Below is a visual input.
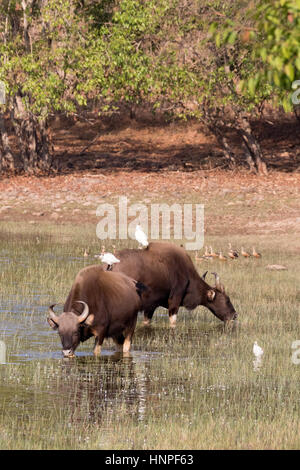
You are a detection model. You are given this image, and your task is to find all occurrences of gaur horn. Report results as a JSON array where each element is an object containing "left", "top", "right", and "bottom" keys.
[
  {"left": 76, "top": 301, "right": 90, "bottom": 323},
  {"left": 211, "top": 272, "right": 225, "bottom": 292},
  {"left": 48, "top": 304, "right": 60, "bottom": 325},
  {"left": 202, "top": 271, "right": 208, "bottom": 281},
  {"left": 212, "top": 272, "right": 221, "bottom": 288}
]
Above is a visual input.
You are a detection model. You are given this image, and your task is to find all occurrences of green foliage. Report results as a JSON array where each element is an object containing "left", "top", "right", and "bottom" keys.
[
  {"left": 253, "top": 0, "right": 300, "bottom": 111},
  {"left": 0, "top": 1, "right": 106, "bottom": 115},
  {"left": 1, "top": 0, "right": 300, "bottom": 173},
  {"left": 210, "top": 0, "right": 300, "bottom": 111},
  {"left": 2, "top": 0, "right": 293, "bottom": 121}
]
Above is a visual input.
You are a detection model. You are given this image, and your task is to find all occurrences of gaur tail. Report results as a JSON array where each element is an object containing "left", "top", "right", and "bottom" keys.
[{"left": 135, "top": 281, "right": 147, "bottom": 297}]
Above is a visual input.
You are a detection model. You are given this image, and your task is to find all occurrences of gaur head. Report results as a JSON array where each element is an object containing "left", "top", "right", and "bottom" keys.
[
  {"left": 202, "top": 271, "right": 237, "bottom": 323},
  {"left": 47, "top": 301, "right": 91, "bottom": 357}
]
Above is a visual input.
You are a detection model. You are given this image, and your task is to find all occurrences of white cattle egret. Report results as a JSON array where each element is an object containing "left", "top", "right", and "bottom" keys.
[
  {"left": 135, "top": 224, "right": 148, "bottom": 248},
  {"left": 253, "top": 341, "right": 263, "bottom": 357},
  {"left": 100, "top": 252, "right": 120, "bottom": 267}
]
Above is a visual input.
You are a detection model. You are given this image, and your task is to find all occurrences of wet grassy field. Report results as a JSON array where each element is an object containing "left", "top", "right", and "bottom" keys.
[{"left": 0, "top": 222, "right": 300, "bottom": 449}]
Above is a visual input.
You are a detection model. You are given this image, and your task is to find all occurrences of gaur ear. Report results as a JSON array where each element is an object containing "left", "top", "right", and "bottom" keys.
[
  {"left": 47, "top": 317, "right": 58, "bottom": 330},
  {"left": 207, "top": 289, "right": 216, "bottom": 302},
  {"left": 83, "top": 314, "right": 94, "bottom": 327},
  {"left": 217, "top": 284, "right": 225, "bottom": 293}
]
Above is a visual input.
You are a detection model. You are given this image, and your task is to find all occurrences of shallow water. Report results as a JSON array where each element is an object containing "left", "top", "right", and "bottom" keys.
[
  {"left": 0, "top": 246, "right": 193, "bottom": 431},
  {"left": 1, "top": 230, "right": 300, "bottom": 449}
]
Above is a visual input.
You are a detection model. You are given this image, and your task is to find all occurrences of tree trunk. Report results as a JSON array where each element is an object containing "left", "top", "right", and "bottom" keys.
[
  {"left": 236, "top": 115, "right": 268, "bottom": 175},
  {"left": 36, "top": 118, "right": 53, "bottom": 172},
  {"left": 11, "top": 93, "right": 53, "bottom": 174},
  {"left": 212, "top": 127, "right": 236, "bottom": 166},
  {"left": 21, "top": 0, "right": 32, "bottom": 52},
  {"left": 206, "top": 119, "right": 237, "bottom": 168},
  {"left": 0, "top": 114, "right": 14, "bottom": 171}
]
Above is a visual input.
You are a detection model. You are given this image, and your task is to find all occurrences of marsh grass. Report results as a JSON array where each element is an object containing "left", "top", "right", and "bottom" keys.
[{"left": 0, "top": 221, "right": 300, "bottom": 449}]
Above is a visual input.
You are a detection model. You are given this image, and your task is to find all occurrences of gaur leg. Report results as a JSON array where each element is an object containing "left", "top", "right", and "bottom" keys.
[
  {"left": 123, "top": 317, "right": 138, "bottom": 353},
  {"left": 168, "top": 304, "right": 180, "bottom": 328},
  {"left": 94, "top": 338, "right": 102, "bottom": 356},
  {"left": 168, "top": 294, "right": 182, "bottom": 328},
  {"left": 123, "top": 334, "right": 132, "bottom": 353},
  {"left": 112, "top": 334, "right": 125, "bottom": 352},
  {"left": 168, "top": 279, "right": 189, "bottom": 327},
  {"left": 93, "top": 328, "right": 106, "bottom": 356},
  {"left": 143, "top": 307, "right": 156, "bottom": 325}
]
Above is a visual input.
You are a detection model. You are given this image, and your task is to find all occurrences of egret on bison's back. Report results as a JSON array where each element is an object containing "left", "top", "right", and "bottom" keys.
[
  {"left": 100, "top": 252, "right": 120, "bottom": 270},
  {"left": 135, "top": 224, "right": 148, "bottom": 248}
]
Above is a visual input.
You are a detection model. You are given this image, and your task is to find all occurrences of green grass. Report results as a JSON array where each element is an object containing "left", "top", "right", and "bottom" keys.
[{"left": 0, "top": 221, "right": 300, "bottom": 449}]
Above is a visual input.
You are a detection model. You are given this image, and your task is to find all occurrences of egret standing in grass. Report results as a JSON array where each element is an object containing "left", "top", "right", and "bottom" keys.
[
  {"left": 253, "top": 341, "right": 264, "bottom": 357},
  {"left": 253, "top": 341, "right": 264, "bottom": 371},
  {"left": 135, "top": 224, "right": 148, "bottom": 248}
]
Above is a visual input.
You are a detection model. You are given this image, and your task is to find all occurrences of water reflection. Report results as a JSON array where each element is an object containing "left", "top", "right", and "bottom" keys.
[
  {"left": 49, "top": 352, "right": 155, "bottom": 425},
  {"left": 0, "top": 244, "right": 235, "bottom": 430}
]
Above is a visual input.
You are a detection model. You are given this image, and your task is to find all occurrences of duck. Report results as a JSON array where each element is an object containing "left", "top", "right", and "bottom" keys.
[
  {"left": 209, "top": 246, "right": 219, "bottom": 258},
  {"left": 252, "top": 247, "right": 262, "bottom": 258},
  {"left": 228, "top": 243, "right": 239, "bottom": 259},
  {"left": 218, "top": 252, "right": 227, "bottom": 261},
  {"left": 195, "top": 252, "right": 204, "bottom": 262},
  {"left": 241, "top": 247, "right": 251, "bottom": 258},
  {"left": 204, "top": 246, "right": 211, "bottom": 257},
  {"left": 94, "top": 245, "right": 106, "bottom": 259}
]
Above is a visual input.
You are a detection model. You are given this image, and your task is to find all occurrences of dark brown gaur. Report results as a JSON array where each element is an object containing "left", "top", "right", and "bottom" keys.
[
  {"left": 47, "top": 266, "right": 146, "bottom": 358},
  {"left": 111, "top": 242, "right": 237, "bottom": 327}
]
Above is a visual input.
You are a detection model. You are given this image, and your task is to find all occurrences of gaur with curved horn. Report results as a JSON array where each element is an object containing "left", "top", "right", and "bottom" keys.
[
  {"left": 110, "top": 241, "right": 237, "bottom": 326},
  {"left": 48, "top": 266, "right": 146, "bottom": 358}
]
